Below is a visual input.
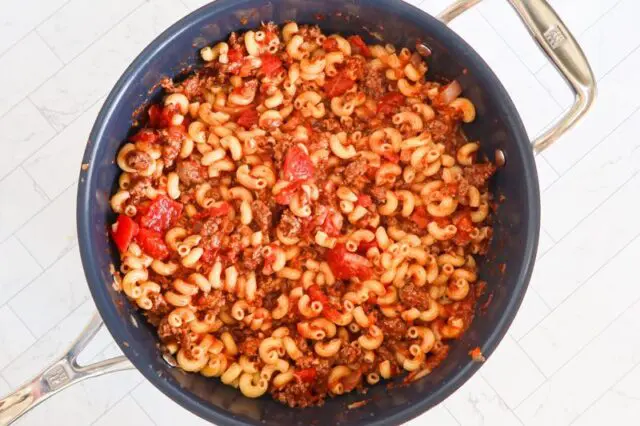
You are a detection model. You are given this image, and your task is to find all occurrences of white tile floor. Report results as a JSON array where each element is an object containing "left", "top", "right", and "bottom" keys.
[{"left": 0, "top": 0, "right": 635, "bottom": 424}]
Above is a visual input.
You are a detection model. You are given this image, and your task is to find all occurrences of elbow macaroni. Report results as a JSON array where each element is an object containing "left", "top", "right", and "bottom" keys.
[{"left": 109, "top": 21, "right": 496, "bottom": 407}]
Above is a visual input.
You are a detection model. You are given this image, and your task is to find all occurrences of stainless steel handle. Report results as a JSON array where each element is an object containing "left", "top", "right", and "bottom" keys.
[
  {"left": 0, "top": 313, "right": 133, "bottom": 425},
  {"left": 438, "top": 0, "right": 597, "bottom": 154}
]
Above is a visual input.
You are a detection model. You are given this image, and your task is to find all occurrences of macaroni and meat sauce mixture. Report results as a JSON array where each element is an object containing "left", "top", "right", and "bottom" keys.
[{"left": 110, "top": 22, "right": 496, "bottom": 407}]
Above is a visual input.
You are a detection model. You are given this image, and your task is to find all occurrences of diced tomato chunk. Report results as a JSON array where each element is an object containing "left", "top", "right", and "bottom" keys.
[
  {"left": 195, "top": 202, "right": 232, "bottom": 219},
  {"left": 236, "top": 108, "right": 259, "bottom": 129},
  {"left": 410, "top": 206, "right": 429, "bottom": 229},
  {"left": 111, "top": 215, "right": 139, "bottom": 253},
  {"left": 326, "top": 243, "right": 372, "bottom": 280},
  {"left": 227, "top": 48, "right": 243, "bottom": 63},
  {"left": 324, "top": 71, "right": 355, "bottom": 98},
  {"left": 200, "top": 248, "right": 218, "bottom": 265},
  {"left": 274, "top": 182, "right": 301, "bottom": 205},
  {"left": 260, "top": 53, "right": 283, "bottom": 76},
  {"left": 307, "top": 285, "right": 329, "bottom": 306},
  {"left": 283, "top": 145, "right": 315, "bottom": 182},
  {"left": 381, "top": 151, "right": 400, "bottom": 164},
  {"left": 139, "top": 195, "right": 183, "bottom": 233},
  {"left": 321, "top": 210, "right": 343, "bottom": 237},
  {"left": 377, "top": 91, "right": 405, "bottom": 115},
  {"left": 148, "top": 104, "right": 179, "bottom": 128},
  {"left": 322, "top": 307, "right": 343, "bottom": 322},
  {"left": 136, "top": 228, "right": 169, "bottom": 260},
  {"left": 294, "top": 368, "right": 317, "bottom": 383},
  {"left": 322, "top": 38, "right": 340, "bottom": 52},
  {"left": 129, "top": 128, "right": 159, "bottom": 144},
  {"left": 347, "top": 35, "right": 371, "bottom": 57},
  {"left": 356, "top": 194, "right": 372, "bottom": 208},
  {"left": 454, "top": 213, "right": 474, "bottom": 233}
]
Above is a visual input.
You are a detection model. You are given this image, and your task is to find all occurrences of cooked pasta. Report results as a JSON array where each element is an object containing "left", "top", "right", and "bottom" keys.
[{"left": 109, "top": 22, "right": 495, "bottom": 408}]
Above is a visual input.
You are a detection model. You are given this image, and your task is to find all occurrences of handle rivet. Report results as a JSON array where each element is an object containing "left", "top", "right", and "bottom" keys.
[
  {"left": 495, "top": 149, "right": 506, "bottom": 167},
  {"left": 416, "top": 43, "right": 432, "bottom": 57}
]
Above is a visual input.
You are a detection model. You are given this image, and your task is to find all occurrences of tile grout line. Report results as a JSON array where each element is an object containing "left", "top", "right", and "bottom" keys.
[
  {"left": 478, "top": 375, "right": 525, "bottom": 425},
  {"left": 33, "top": 28, "right": 65, "bottom": 66},
  {"left": 19, "top": 95, "right": 106, "bottom": 186},
  {"left": 0, "top": 301, "right": 89, "bottom": 381},
  {"left": 540, "top": 91, "right": 640, "bottom": 218},
  {"left": 22, "top": 164, "right": 51, "bottom": 202},
  {"left": 0, "top": 0, "right": 73, "bottom": 58},
  {"left": 539, "top": 226, "right": 556, "bottom": 245},
  {"left": 513, "top": 294, "right": 640, "bottom": 424},
  {"left": 568, "top": 361, "right": 640, "bottom": 425},
  {"left": 3, "top": 240, "right": 81, "bottom": 318},
  {"left": 6, "top": 304, "right": 38, "bottom": 342},
  {"left": 131, "top": 394, "right": 160, "bottom": 426},
  {"left": 0, "top": 176, "right": 77, "bottom": 246},
  {"left": 12, "top": 233, "right": 46, "bottom": 271},
  {"left": 529, "top": 0, "right": 625, "bottom": 75},
  {"left": 443, "top": 404, "right": 463, "bottom": 426},
  {"left": 538, "top": 153, "right": 562, "bottom": 186},
  {"left": 544, "top": 163, "right": 640, "bottom": 244},
  {"left": 513, "top": 336, "right": 548, "bottom": 380},
  {"left": 476, "top": 11, "right": 564, "bottom": 111},
  {"left": 520, "top": 230, "right": 640, "bottom": 345},
  {"left": 0, "top": 0, "right": 148, "bottom": 125},
  {"left": 89, "top": 390, "right": 132, "bottom": 426},
  {"left": 25, "top": 90, "right": 64, "bottom": 137},
  {"left": 535, "top": 42, "right": 640, "bottom": 176},
  {"left": 130, "top": 382, "right": 160, "bottom": 424}
]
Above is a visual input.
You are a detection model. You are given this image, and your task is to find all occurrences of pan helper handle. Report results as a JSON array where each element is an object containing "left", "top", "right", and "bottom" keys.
[
  {"left": 0, "top": 313, "right": 133, "bottom": 425},
  {"left": 438, "top": 0, "right": 596, "bottom": 154}
]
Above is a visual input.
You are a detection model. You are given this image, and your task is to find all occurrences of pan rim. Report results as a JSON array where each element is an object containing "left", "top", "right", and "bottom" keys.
[{"left": 77, "top": 0, "right": 540, "bottom": 424}]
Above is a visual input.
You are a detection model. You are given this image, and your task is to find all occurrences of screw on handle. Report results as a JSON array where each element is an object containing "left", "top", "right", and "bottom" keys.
[
  {"left": 437, "top": 0, "right": 596, "bottom": 154},
  {"left": 0, "top": 313, "right": 133, "bottom": 425}
]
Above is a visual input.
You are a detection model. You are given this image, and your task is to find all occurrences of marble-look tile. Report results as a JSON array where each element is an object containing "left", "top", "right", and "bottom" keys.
[
  {"left": 532, "top": 171, "right": 640, "bottom": 308},
  {"left": 0, "top": 306, "right": 36, "bottom": 370},
  {"left": 538, "top": 29, "right": 640, "bottom": 173},
  {"left": 16, "top": 185, "right": 77, "bottom": 268},
  {"left": 0, "top": 33, "right": 63, "bottom": 118},
  {"left": 9, "top": 246, "right": 90, "bottom": 338},
  {"left": 93, "top": 397, "right": 156, "bottom": 426},
  {"left": 37, "top": 0, "right": 144, "bottom": 63},
  {"left": 536, "top": 228, "right": 554, "bottom": 260},
  {"left": 535, "top": 155, "right": 559, "bottom": 192},
  {"left": 572, "top": 363, "right": 640, "bottom": 426},
  {"left": 537, "top": 0, "right": 638, "bottom": 103},
  {"left": 14, "top": 355, "right": 143, "bottom": 426},
  {"left": 444, "top": 374, "right": 522, "bottom": 426},
  {"left": 515, "top": 298, "right": 640, "bottom": 425},
  {"left": 443, "top": 10, "right": 563, "bottom": 139},
  {"left": 0, "top": 236, "right": 42, "bottom": 305},
  {"left": 0, "top": 168, "right": 49, "bottom": 241},
  {"left": 0, "top": 100, "right": 55, "bottom": 180},
  {"left": 2, "top": 301, "right": 107, "bottom": 387},
  {"left": 479, "top": 0, "right": 623, "bottom": 73},
  {"left": 29, "top": 0, "right": 187, "bottom": 130},
  {"left": 0, "top": 375, "right": 11, "bottom": 397},
  {"left": 22, "top": 101, "right": 101, "bottom": 199},
  {"left": 521, "top": 235, "right": 640, "bottom": 376},
  {"left": 542, "top": 104, "right": 640, "bottom": 241},
  {"left": 131, "top": 381, "right": 211, "bottom": 426},
  {"left": 0, "top": 0, "right": 68, "bottom": 55},
  {"left": 507, "top": 286, "right": 550, "bottom": 341},
  {"left": 480, "top": 336, "right": 546, "bottom": 409}
]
